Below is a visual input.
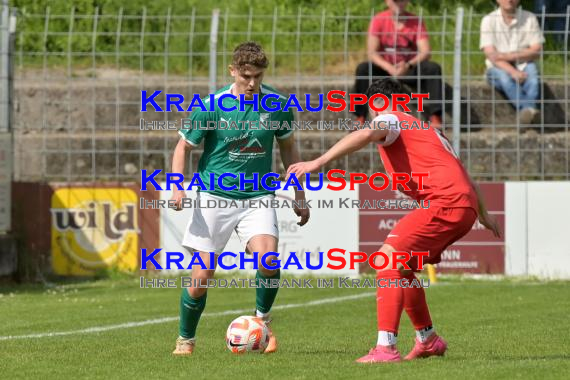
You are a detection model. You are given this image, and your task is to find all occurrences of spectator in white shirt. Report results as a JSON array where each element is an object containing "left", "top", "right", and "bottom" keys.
[{"left": 480, "top": 0, "right": 545, "bottom": 124}]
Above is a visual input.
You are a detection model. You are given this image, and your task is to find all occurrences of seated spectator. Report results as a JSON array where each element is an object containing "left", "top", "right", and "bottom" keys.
[
  {"left": 480, "top": 0, "right": 545, "bottom": 124},
  {"left": 353, "top": 0, "right": 444, "bottom": 128}
]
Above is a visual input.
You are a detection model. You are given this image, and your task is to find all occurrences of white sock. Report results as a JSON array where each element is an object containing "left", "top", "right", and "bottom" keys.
[
  {"left": 377, "top": 331, "right": 397, "bottom": 346},
  {"left": 416, "top": 326, "right": 435, "bottom": 343},
  {"left": 256, "top": 310, "right": 270, "bottom": 320}
]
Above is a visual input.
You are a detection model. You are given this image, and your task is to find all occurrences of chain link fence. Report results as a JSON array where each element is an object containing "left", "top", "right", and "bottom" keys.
[{"left": 6, "top": 5, "right": 570, "bottom": 182}]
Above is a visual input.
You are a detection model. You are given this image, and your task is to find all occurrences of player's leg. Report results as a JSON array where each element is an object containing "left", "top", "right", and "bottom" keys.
[
  {"left": 379, "top": 207, "right": 447, "bottom": 361},
  {"left": 173, "top": 193, "right": 239, "bottom": 355},
  {"left": 390, "top": 207, "right": 476, "bottom": 360},
  {"left": 249, "top": 235, "right": 280, "bottom": 319},
  {"left": 174, "top": 251, "right": 217, "bottom": 356},
  {"left": 356, "top": 243, "right": 403, "bottom": 363},
  {"left": 248, "top": 235, "right": 280, "bottom": 353},
  {"left": 402, "top": 269, "right": 447, "bottom": 360},
  {"left": 357, "top": 207, "right": 443, "bottom": 363},
  {"left": 235, "top": 198, "right": 280, "bottom": 353}
]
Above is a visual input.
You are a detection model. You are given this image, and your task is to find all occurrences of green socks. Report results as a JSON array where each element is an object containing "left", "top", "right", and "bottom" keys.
[
  {"left": 178, "top": 271, "right": 279, "bottom": 339},
  {"left": 255, "top": 270, "right": 280, "bottom": 314},
  {"left": 179, "top": 288, "right": 207, "bottom": 339}
]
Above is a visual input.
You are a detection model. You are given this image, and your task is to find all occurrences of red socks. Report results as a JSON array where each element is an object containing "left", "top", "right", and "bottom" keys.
[
  {"left": 376, "top": 270, "right": 433, "bottom": 334},
  {"left": 376, "top": 270, "right": 404, "bottom": 333},
  {"left": 403, "top": 273, "right": 433, "bottom": 330}
]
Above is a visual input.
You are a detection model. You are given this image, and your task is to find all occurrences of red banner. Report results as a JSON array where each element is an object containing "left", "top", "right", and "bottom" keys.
[{"left": 358, "top": 183, "right": 505, "bottom": 274}]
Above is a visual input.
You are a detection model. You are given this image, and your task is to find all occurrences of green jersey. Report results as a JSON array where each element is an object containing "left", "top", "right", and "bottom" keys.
[{"left": 178, "top": 83, "right": 294, "bottom": 199}]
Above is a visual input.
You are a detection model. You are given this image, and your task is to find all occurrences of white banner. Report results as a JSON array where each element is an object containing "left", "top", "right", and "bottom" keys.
[{"left": 159, "top": 182, "right": 359, "bottom": 276}]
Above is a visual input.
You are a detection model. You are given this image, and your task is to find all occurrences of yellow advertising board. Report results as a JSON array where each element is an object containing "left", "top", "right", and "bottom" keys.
[{"left": 51, "top": 188, "right": 139, "bottom": 275}]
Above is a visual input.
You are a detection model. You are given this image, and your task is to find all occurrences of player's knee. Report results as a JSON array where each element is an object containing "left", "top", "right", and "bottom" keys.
[
  {"left": 187, "top": 284, "right": 207, "bottom": 299},
  {"left": 257, "top": 251, "right": 278, "bottom": 276},
  {"left": 373, "top": 244, "right": 395, "bottom": 271},
  {"left": 248, "top": 235, "right": 277, "bottom": 254},
  {"left": 188, "top": 269, "right": 214, "bottom": 298},
  {"left": 258, "top": 265, "right": 278, "bottom": 277}
]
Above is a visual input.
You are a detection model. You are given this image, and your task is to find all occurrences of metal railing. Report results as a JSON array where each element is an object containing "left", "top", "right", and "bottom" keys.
[{"left": 6, "top": 5, "right": 570, "bottom": 182}]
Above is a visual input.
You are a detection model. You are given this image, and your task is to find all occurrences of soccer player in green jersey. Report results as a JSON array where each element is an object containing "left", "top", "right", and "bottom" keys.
[{"left": 170, "top": 42, "right": 310, "bottom": 355}]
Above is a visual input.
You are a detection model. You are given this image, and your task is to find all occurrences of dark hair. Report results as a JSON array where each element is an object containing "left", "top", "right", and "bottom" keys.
[
  {"left": 365, "top": 78, "right": 404, "bottom": 99},
  {"left": 232, "top": 41, "right": 269, "bottom": 69}
]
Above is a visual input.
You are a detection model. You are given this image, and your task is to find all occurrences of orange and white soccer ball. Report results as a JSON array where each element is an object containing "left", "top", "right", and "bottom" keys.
[{"left": 225, "top": 316, "right": 270, "bottom": 354}]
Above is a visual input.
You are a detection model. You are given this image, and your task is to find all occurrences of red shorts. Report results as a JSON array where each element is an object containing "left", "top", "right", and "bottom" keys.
[{"left": 384, "top": 206, "right": 478, "bottom": 271}]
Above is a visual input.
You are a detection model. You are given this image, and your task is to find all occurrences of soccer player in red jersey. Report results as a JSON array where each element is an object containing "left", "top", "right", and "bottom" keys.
[{"left": 287, "top": 78, "right": 501, "bottom": 363}]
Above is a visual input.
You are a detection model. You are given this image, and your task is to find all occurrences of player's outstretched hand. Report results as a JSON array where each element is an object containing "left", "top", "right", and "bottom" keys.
[
  {"left": 479, "top": 212, "right": 501, "bottom": 238},
  {"left": 170, "top": 189, "right": 186, "bottom": 211},
  {"left": 286, "top": 160, "right": 321, "bottom": 180},
  {"left": 294, "top": 202, "right": 310, "bottom": 226}
]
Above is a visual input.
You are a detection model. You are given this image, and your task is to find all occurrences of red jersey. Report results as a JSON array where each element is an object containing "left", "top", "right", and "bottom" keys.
[
  {"left": 368, "top": 10, "right": 428, "bottom": 65},
  {"left": 375, "top": 111, "right": 478, "bottom": 210}
]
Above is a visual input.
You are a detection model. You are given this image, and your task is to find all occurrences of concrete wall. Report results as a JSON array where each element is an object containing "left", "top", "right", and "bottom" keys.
[{"left": 505, "top": 182, "right": 570, "bottom": 279}]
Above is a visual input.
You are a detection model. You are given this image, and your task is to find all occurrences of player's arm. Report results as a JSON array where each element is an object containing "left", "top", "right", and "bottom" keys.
[
  {"left": 169, "top": 138, "right": 194, "bottom": 210},
  {"left": 286, "top": 127, "right": 389, "bottom": 178},
  {"left": 278, "top": 133, "right": 310, "bottom": 226},
  {"left": 469, "top": 177, "right": 501, "bottom": 238},
  {"left": 170, "top": 110, "right": 209, "bottom": 210}
]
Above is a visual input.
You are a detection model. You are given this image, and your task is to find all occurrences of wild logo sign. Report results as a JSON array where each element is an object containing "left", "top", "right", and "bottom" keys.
[{"left": 50, "top": 188, "right": 140, "bottom": 275}]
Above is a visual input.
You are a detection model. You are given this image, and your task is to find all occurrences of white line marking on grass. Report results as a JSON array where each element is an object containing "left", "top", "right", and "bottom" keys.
[{"left": 0, "top": 292, "right": 374, "bottom": 341}]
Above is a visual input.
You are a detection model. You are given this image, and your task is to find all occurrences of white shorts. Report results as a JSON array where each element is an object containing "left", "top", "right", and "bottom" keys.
[{"left": 181, "top": 192, "right": 279, "bottom": 254}]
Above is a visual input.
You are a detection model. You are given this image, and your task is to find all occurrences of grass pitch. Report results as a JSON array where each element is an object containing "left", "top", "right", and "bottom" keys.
[{"left": 1, "top": 276, "right": 569, "bottom": 379}]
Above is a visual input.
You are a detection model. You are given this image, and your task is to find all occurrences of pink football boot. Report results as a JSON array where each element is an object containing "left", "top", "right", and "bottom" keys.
[
  {"left": 356, "top": 345, "right": 401, "bottom": 363},
  {"left": 404, "top": 334, "right": 447, "bottom": 360}
]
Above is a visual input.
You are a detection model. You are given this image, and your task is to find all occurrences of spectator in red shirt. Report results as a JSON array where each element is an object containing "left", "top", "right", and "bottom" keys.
[{"left": 353, "top": 0, "right": 444, "bottom": 128}]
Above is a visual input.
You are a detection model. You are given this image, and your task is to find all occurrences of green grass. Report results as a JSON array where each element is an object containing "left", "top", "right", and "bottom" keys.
[
  {"left": 1, "top": 276, "right": 570, "bottom": 379},
  {"left": 11, "top": 0, "right": 567, "bottom": 78}
]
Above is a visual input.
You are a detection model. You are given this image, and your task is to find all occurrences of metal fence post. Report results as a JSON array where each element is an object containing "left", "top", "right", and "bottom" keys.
[
  {"left": 115, "top": 7, "right": 123, "bottom": 181},
  {"left": 564, "top": 5, "right": 570, "bottom": 180},
  {"left": 271, "top": 8, "right": 278, "bottom": 76},
  {"left": 91, "top": 7, "right": 99, "bottom": 182},
  {"left": 466, "top": 7, "right": 473, "bottom": 172},
  {"left": 66, "top": 7, "right": 75, "bottom": 182},
  {"left": 452, "top": 7, "right": 464, "bottom": 155},
  {"left": 0, "top": 0, "right": 9, "bottom": 133},
  {"left": 540, "top": 5, "right": 545, "bottom": 179},
  {"left": 209, "top": 9, "right": 220, "bottom": 94},
  {"left": 221, "top": 8, "right": 228, "bottom": 84},
  {"left": 139, "top": 7, "right": 146, "bottom": 179},
  {"left": 295, "top": 6, "right": 301, "bottom": 94},
  {"left": 0, "top": 0, "right": 14, "bottom": 232}
]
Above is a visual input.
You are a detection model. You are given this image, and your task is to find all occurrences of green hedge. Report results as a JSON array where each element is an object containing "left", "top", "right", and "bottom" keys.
[{"left": 11, "top": 0, "right": 561, "bottom": 77}]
